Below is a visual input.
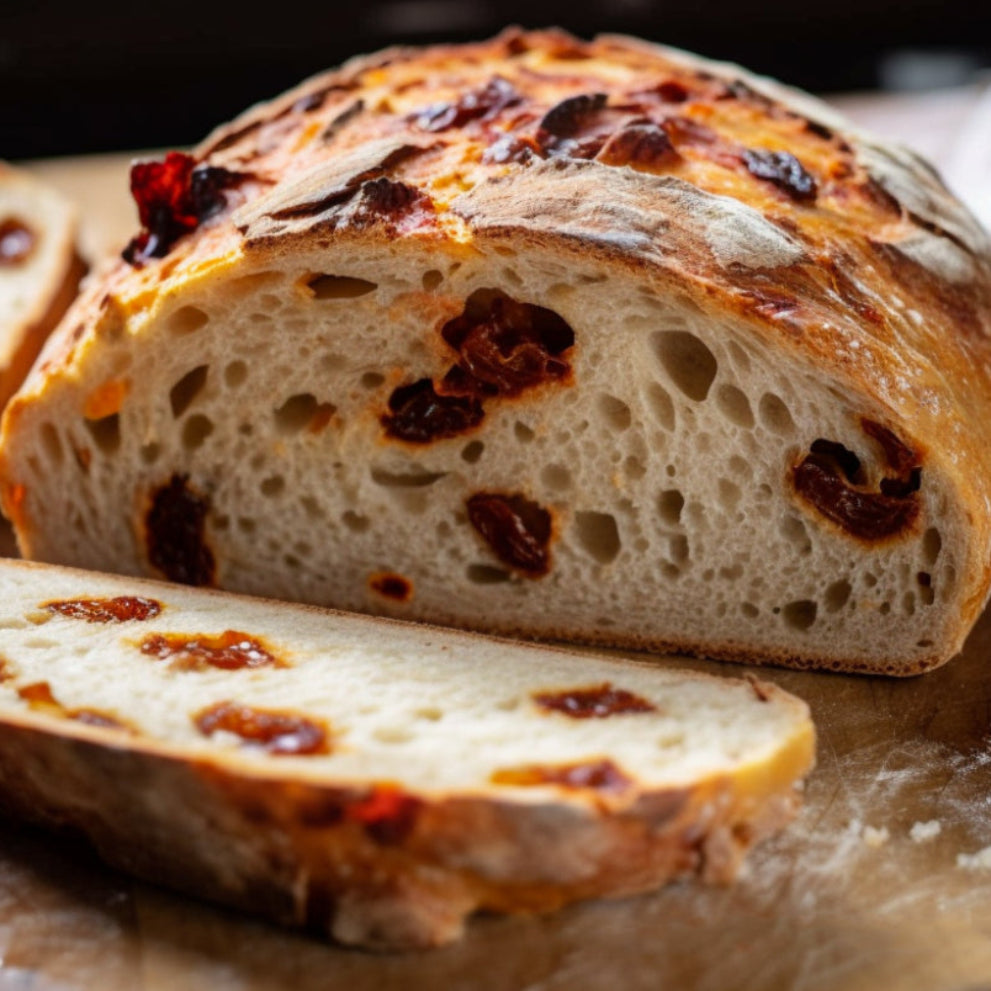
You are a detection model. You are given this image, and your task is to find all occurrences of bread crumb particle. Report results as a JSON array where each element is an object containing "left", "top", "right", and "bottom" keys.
[
  {"left": 957, "top": 846, "right": 991, "bottom": 870},
  {"left": 862, "top": 825, "right": 890, "bottom": 848},
  {"left": 909, "top": 819, "right": 941, "bottom": 843}
]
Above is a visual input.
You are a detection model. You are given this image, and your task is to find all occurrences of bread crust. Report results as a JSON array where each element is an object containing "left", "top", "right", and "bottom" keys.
[{"left": 2, "top": 29, "right": 989, "bottom": 672}]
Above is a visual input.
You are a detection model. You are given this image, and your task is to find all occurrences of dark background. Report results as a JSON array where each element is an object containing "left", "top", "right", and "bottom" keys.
[{"left": 3, "top": 0, "right": 990, "bottom": 160}]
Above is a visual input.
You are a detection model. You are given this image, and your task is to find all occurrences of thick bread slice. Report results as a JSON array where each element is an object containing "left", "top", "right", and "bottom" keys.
[
  {"left": 0, "top": 162, "right": 85, "bottom": 410},
  {"left": 0, "top": 558, "right": 814, "bottom": 950},
  {"left": 2, "top": 30, "right": 990, "bottom": 674}
]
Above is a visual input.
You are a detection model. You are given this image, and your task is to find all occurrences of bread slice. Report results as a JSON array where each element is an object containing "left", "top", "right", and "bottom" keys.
[
  {"left": 0, "top": 557, "right": 814, "bottom": 949},
  {"left": 0, "top": 162, "right": 85, "bottom": 410},
  {"left": 1, "top": 30, "right": 990, "bottom": 674}
]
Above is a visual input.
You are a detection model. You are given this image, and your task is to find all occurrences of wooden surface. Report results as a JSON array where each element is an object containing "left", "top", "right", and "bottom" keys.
[{"left": 4, "top": 87, "right": 991, "bottom": 990}]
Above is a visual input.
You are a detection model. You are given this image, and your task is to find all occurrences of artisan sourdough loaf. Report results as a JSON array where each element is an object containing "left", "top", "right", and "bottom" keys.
[
  {"left": 0, "top": 558, "right": 814, "bottom": 949},
  {"left": 2, "top": 30, "right": 991, "bottom": 673},
  {"left": 0, "top": 162, "right": 84, "bottom": 410}
]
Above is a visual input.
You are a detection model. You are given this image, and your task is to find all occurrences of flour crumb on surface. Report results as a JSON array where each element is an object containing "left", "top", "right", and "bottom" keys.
[
  {"left": 956, "top": 846, "right": 991, "bottom": 870},
  {"left": 862, "top": 825, "right": 890, "bottom": 848},
  {"left": 909, "top": 820, "right": 941, "bottom": 844}
]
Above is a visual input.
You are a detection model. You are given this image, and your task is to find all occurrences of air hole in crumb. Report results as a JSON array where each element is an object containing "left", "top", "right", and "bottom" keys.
[
  {"left": 864, "top": 572, "right": 878, "bottom": 588},
  {"left": 780, "top": 515, "right": 811, "bottom": 553},
  {"left": 224, "top": 361, "right": 248, "bottom": 388},
  {"left": 85, "top": 414, "right": 120, "bottom": 454},
  {"left": 758, "top": 393, "right": 795, "bottom": 434},
  {"left": 728, "top": 455, "right": 751, "bottom": 478},
  {"left": 421, "top": 269, "right": 443, "bottom": 291},
  {"left": 598, "top": 394, "right": 632, "bottom": 432},
  {"left": 646, "top": 383, "right": 676, "bottom": 430},
  {"left": 903, "top": 591, "right": 916, "bottom": 616},
  {"left": 372, "top": 726, "right": 414, "bottom": 745},
  {"left": 40, "top": 423, "right": 63, "bottom": 463},
  {"left": 650, "top": 330, "right": 718, "bottom": 402},
  {"left": 880, "top": 601, "right": 891, "bottom": 615},
  {"left": 360, "top": 371, "right": 385, "bottom": 390},
  {"left": 514, "top": 421, "right": 535, "bottom": 443},
  {"left": 274, "top": 393, "right": 336, "bottom": 433},
  {"left": 825, "top": 579, "right": 851, "bottom": 612},
  {"left": 305, "top": 273, "right": 377, "bottom": 299},
  {"left": 467, "top": 563, "right": 512, "bottom": 584},
  {"left": 922, "top": 528, "right": 942, "bottom": 566},
  {"left": 717, "top": 478, "right": 741, "bottom": 509},
  {"left": 343, "top": 511, "right": 370, "bottom": 533},
  {"left": 783, "top": 599, "right": 817, "bottom": 630},
  {"left": 261, "top": 475, "right": 285, "bottom": 497},
  {"left": 541, "top": 464, "right": 571, "bottom": 490},
  {"left": 658, "top": 489, "right": 684, "bottom": 525},
  {"left": 917, "top": 638, "right": 934, "bottom": 648},
  {"left": 461, "top": 440, "right": 485, "bottom": 463},
  {"left": 169, "top": 365, "right": 209, "bottom": 418},
  {"left": 167, "top": 305, "right": 209, "bottom": 336},
  {"left": 625, "top": 456, "right": 646, "bottom": 480},
  {"left": 181, "top": 415, "right": 213, "bottom": 450},
  {"left": 918, "top": 572, "right": 935, "bottom": 605},
  {"left": 298, "top": 497, "right": 321, "bottom": 520},
  {"left": 238, "top": 517, "right": 256, "bottom": 534},
  {"left": 140, "top": 442, "right": 161, "bottom": 464},
  {"left": 574, "top": 512, "right": 621, "bottom": 565},
  {"left": 668, "top": 533, "right": 689, "bottom": 564},
  {"left": 742, "top": 602, "right": 759, "bottom": 618},
  {"left": 371, "top": 467, "right": 447, "bottom": 488},
  {"left": 414, "top": 706, "right": 443, "bottom": 721},
  {"left": 716, "top": 384, "right": 754, "bottom": 428}
]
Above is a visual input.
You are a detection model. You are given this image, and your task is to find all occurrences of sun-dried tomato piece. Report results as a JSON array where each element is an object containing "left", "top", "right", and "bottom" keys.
[
  {"left": 382, "top": 378, "right": 484, "bottom": 443},
  {"left": 538, "top": 93, "right": 607, "bottom": 138},
  {"left": 597, "top": 123, "right": 679, "bottom": 168},
  {"left": 347, "top": 785, "right": 422, "bottom": 844},
  {"left": 44, "top": 596, "right": 162, "bottom": 623},
  {"left": 414, "top": 76, "right": 521, "bottom": 132},
  {"left": 0, "top": 217, "right": 35, "bottom": 265},
  {"left": 743, "top": 149, "right": 817, "bottom": 202},
  {"left": 441, "top": 290, "right": 574, "bottom": 397},
  {"left": 194, "top": 700, "right": 329, "bottom": 755},
  {"left": 491, "top": 758, "right": 633, "bottom": 793},
  {"left": 793, "top": 425, "right": 921, "bottom": 541},
  {"left": 347, "top": 177, "right": 434, "bottom": 228},
  {"left": 533, "top": 683, "right": 656, "bottom": 718},
  {"left": 467, "top": 492, "right": 552, "bottom": 576},
  {"left": 369, "top": 573, "right": 413, "bottom": 602},
  {"left": 122, "top": 152, "right": 247, "bottom": 265},
  {"left": 146, "top": 474, "right": 215, "bottom": 587},
  {"left": 140, "top": 631, "right": 281, "bottom": 671},
  {"left": 18, "top": 681, "right": 129, "bottom": 730},
  {"left": 482, "top": 133, "right": 543, "bottom": 165}
]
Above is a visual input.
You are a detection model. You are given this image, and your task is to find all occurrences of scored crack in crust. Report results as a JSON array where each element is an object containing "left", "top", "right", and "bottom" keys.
[
  {"left": 0, "top": 558, "right": 815, "bottom": 950},
  {"left": 1, "top": 28, "right": 990, "bottom": 674}
]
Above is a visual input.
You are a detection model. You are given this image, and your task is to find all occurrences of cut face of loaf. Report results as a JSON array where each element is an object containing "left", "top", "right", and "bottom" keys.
[
  {"left": 2, "top": 30, "right": 991, "bottom": 675},
  {"left": 0, "top": 559, "right": 815, "bottom": 949},
  {"left": 0, "top": 163, "right": 85, "bottom": 410}
]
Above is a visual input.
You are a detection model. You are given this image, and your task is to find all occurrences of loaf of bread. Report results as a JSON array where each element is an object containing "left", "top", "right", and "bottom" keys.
[
  {"left": 2, "top": 30, "right": 990, "bottom": 674},
  {"left": 0, "top": 162, "right": 85, "bottom": 410},
  {"left": 0, "top": 558, "right": 814, "bottom": 949}
]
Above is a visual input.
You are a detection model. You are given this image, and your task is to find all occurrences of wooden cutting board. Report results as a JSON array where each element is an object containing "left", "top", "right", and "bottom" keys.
[{"left": 4, "top": 88, "right": 991, "bottom": 991}]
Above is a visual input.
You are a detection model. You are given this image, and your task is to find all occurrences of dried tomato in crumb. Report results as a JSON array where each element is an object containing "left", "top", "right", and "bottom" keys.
[{"left": 467, "top": 492, "right": 552, "bottom": 576}]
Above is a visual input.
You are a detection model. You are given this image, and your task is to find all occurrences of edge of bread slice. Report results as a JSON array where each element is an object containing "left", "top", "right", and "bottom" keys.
[
  {"left": 0, "top": 557, "right": 814, "bottom": 949},
  {"left": 0, "top": 162, "right": 86, "bottom": 410}
]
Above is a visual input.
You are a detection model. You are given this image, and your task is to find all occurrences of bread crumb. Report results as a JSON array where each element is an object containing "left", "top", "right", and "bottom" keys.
[
  {"left": 909, "top": 819, "right": 941, "bottom": 843},
  {"left": 862, "top": 825, "right": 890, "bottom": 848},
  {"left": 956, "top": 846, "right": 991, "bottom": 870}
]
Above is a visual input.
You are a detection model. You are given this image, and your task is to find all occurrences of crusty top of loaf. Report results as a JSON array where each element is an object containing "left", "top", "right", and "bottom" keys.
[{"left": 12, "top": 29, "right": 991, "bottom": 605}]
